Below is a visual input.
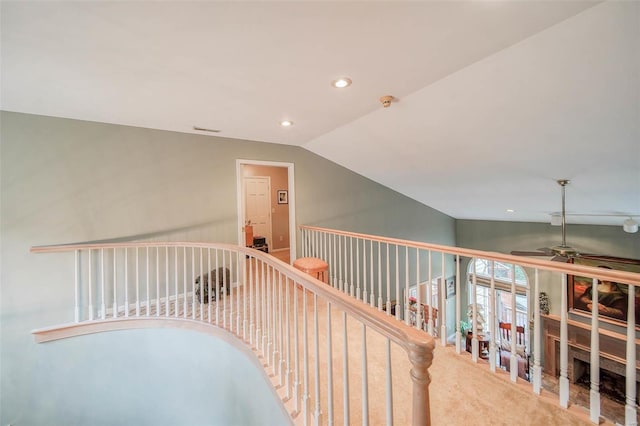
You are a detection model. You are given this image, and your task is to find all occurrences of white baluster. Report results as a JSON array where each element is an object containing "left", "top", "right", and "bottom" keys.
[
  {"left": 165, "top": 247, "right": 169, "bottom": 317},
  {"left": 256, "top": 259, "right": 261, "bottom": 350},
  {"left": 241, "top": 251, "right": 246, "bottom": 336},
  {"left": 590, "top": 277, "right": 600, "bottom": 424},
  {"left": 74, "top": 250, "right": 80, "bottom": 322},
  {"left": 377, "top": 242, "right": 382, "bottom": 310},
  {"left": 191, "top": 247, "right": 196, "bottom": 320},
  {"left": 285, "top": 270, "right": 292, "bottom": 399},
  {"left": 222, "top": 250, "right": 227, "bottom": 328},
  {"left": 385, "top": 244, "right": 390, "bottom": 315},
  {"left": 199, "top": 248, "right": 204, "bottom": 321},
  {"left": 354, "top": 238, "right": 360, "bottom": 300},
  {"left": 249, "top": 256, "right": 255, "bottom": 346},
  {"left": 89, "top": 249, "right": 94, "bottom": 321},
  {"left": 303, "top": 289, "right": 310, "bottom": 426},
  {"left": 100, "top": 248, "right": 106, "bottom": 320},
  {"left": 427, "top": 250, "right": 433, "bottom": 335},
  {"left": 370, "top": 241, "right": 375, "bottom": 307},
  {"left": 302, "top": 229, "right": 307, "bottom": 257},
  {"left": 156, "top": 247, "right": 160, "bottom": 317},
  {"left": 326, "top": 302, "right": 333, "bottom": 426},
  {"left": 145, "top": 247, "right": 151, "bottom": 317},
  {"left": 532, "top": 268, "right": 542, "bottom": 394},
  {"left": 135, "top": 248, "right": 140, "bottom": 317},
  {"left": 363, "top": 240, "right": 368, "bottom": 303},
  {"left": 124, "top": 248, "right": 129, "bottom": 318},
  {"left": 510, "top": 265, "right": 517, "bottom": 382},
  {"left": 385, "top": 338, "right": 393, "bottom": 426},
  {"left": 215, "top": 249, "right": 220, "bottom": 325},
  {"left": 207, "top": 248, "right": 212, "bottom": 323},
  {"left": 332, "top": 234, "right": 337, "bottom": 287},
  {"left": 440, "top": 253, "right": 447, "bottom": 346},
  {"left": 471, "top": 259, "right": 478, "bottom": 361},
  {"left": 338, "top": 235, "right": 343, "bottom": 292},
  {"left": 267, "top": 266, "right": 273, "bottom": 366},
  {"left": 272, "top": 267, "right": 277, "bottom": 371},
  {"left": 232, "top": 251, "right": 234, "bottom": 333},
  {"left": 395, "top": 245, "right": 400, "bottom": 321},
  {"left": 236, "top": 252, "right": 241, "bottom": 334},
  {"left": 489, "top": 261, "right": 496, "bottom": 373},
  {"left": 279, "top": 272, "right": 285, "bottom": 386},
  {"left": 343, "top": 235, "right": 348, "bottom": 294},
  {"left": 404, "top": 248, "right": 410, "bottom": 326},
  {"left": 313, "top": 294, "right": 322, "bottom": 425},
  {"left": 342, "top": 311, "right": 350, "bottom": 426},
  {"left": 335, "top": 234, "right": 339, "bottom": 290},
  {"left": 183, "top": 247, "right": 187, "bottom": 319},
  {"left": 559, "top": 273, "right": 570, "bottom": 408},
  {"left": 261, "top": 261, "right": 267, "bottom": 353},
  {"left": 416, "top": 249, "right": 422, "bottom": 331},
  {"left": 294, "top": 281, "right": 301, "bottom": 415},
  {"left": 174, "top": 247, "right": 178, "bottom": 318},
  {"left": 350, "top": 237, "right": 354, "bottom": 297},
  {"left": 625, "top": 284, "right": 637, "bottom": 426},
  {"left": 362, "top": 324, "right": 369, "bottom": 426},
  {"left": 113, "top": 248, "right": 117, "bottom": 318},
  {"left": 455, "top": 255, "right": 461, "bottom": 354}
]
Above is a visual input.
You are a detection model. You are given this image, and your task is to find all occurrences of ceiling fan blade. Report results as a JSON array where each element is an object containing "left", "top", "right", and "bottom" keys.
[
  {"left": 535, "top": 247, "right": 556, "bottom": 256},
  {"left": 511, "top": 250, "right": 550, "bottom": 256}
]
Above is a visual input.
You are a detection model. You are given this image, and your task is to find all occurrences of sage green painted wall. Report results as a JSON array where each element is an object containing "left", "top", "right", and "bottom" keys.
[{"left": 0, "top": 111, "right": 455, "bottom": 424}]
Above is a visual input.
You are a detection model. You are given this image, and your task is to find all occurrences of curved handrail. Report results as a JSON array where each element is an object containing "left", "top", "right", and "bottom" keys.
[
  {"left": 299, "top": 225, "right": 640, "bottom": 286},
  {"left": 31, "top": 241, "right": 434, "bottom": 353}
]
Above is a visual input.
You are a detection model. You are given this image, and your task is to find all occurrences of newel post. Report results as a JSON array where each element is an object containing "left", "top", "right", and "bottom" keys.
[{"left": 408, "top": 338, "right": 435, "bottom": 426}]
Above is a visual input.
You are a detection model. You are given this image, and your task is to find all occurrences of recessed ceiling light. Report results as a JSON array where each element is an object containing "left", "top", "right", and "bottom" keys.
[
  {"left": 506, "top": 209, "right": 515, "bottom": 213},
  {"left": 332, "top": 77, "right": 352, "bottom": 88},
  {"left": 280, "top": 120, "right": 293, "bottom": 127}
]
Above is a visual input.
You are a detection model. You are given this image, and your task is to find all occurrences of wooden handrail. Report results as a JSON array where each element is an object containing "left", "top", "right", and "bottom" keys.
[
  {"left": 31, "top": 240, "right": 434, "bottom": 360},
  {"left": 299, "top": 225, "right": 640, "bottom": 286}
]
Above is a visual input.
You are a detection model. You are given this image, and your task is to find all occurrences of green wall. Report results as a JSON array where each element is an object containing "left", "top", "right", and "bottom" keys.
[{"left": 0, "top": 111, "right": 455, "bottom": 424}]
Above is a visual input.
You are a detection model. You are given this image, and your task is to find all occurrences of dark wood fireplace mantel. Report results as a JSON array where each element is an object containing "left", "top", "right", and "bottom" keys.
[{"left": 541, "top": 314, "right": 640, "bottom": 380}]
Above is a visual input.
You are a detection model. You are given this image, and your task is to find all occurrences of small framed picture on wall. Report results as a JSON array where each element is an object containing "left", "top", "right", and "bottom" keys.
[{"left": 277, "top": 190, "right": 288, "bottom": 204}]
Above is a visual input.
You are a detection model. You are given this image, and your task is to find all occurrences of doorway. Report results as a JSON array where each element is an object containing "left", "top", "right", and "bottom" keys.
[
  {"left": 236, "top": 160, "right": 296, "bottom": 264},
  {"left": 243, "top": 176, "right": 273, "bottom": 249}
]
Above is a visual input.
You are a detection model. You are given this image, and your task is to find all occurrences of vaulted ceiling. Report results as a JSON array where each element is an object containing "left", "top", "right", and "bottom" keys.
[{"left": 2, "top": 1, "right": 638, "bottom": 227}]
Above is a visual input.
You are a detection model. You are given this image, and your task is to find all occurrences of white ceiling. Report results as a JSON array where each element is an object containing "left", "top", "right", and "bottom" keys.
[{"left": 2, "top": 1, "right": 639, "bottom": 227}]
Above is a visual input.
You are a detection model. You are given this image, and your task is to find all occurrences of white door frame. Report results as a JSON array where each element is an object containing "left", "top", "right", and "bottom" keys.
[{"left": 236, "top": 159, "right": 296, "bottom": 263}]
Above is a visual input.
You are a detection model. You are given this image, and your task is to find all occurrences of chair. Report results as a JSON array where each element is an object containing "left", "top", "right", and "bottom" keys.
[{"left": 498, "top": 322, "right": 529, "bottom": 380}]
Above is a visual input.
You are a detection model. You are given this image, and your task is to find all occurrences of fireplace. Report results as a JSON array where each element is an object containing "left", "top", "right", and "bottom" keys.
[{"left": 574, "top": 359, "right": 630, "bottom": 404}]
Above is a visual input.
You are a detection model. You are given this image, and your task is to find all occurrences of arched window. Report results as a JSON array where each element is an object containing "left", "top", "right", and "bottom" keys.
[{"left": 467, "top": 259, "right": 529, "bottom": 329}]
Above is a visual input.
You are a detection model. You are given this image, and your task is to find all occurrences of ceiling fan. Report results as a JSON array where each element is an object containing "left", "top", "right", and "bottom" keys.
[{"left": 511, "top": 179, "right": 582, "bottom": 262}]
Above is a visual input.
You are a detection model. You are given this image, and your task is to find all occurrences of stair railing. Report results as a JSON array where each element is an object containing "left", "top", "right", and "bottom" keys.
[
  {"left": 31, "top": 241, "right": 435, "bottom": 426},
  {"left": 300, "top": 225, "right": 640, "bottom": 426}
]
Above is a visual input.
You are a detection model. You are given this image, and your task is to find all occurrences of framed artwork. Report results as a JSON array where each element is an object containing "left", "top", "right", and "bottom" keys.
[
  {"left": 568, "top": 255, "right": 640, "bottom": 328},
  {"left": 445, "top": 277, "right": 456, "bottom": 299},
  {"left": 277, "top": 190, "right": 288, "bottom": 204}
]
